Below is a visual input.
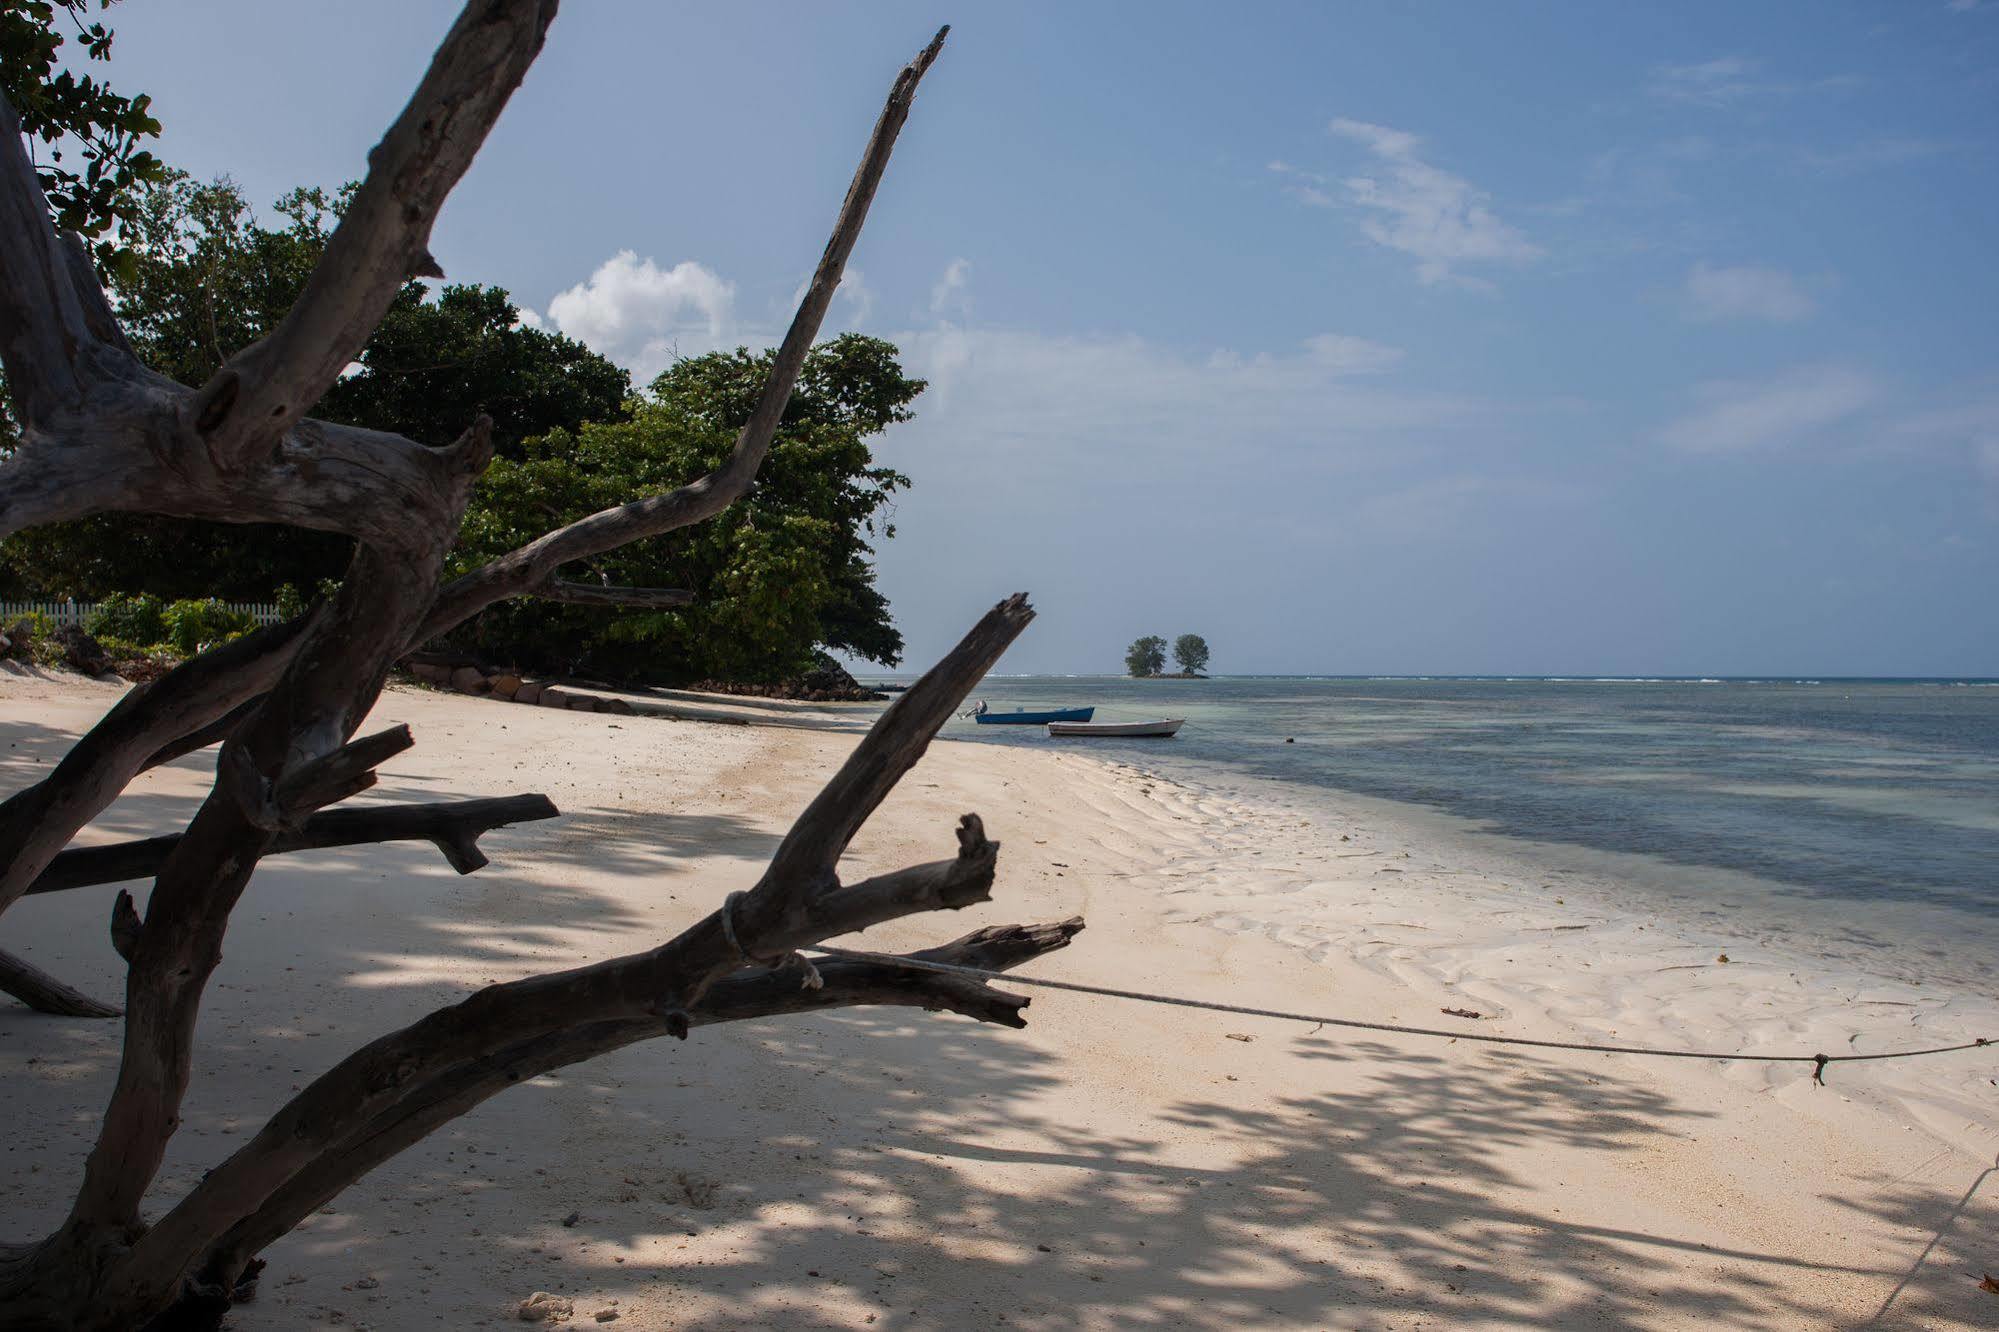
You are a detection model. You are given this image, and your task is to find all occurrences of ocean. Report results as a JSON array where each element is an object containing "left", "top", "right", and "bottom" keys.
[{"left": 917, "top": 676, "right": 1999, "bottom": 993}]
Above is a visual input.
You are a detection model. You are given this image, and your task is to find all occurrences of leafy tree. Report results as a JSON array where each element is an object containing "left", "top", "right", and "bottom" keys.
[
  {"left": 1, "top": 0, "right": 166, "bottom": 279},
  {"left": 451, "top": 334, "right": 920, "bottom": 681},
  {"left": 1172, "top": 632, "right": 1209, "bottom": 675},
  {"left": 1124, "top": 634, "right": 1166, "bottom": 677},
  {"left": 0, "top": 173, "right": 632, "bottom": 599}
]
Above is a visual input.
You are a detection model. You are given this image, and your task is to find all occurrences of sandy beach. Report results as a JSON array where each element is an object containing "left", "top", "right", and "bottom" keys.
[{"left": 2, "top": 671, "right": 1994, "bottom": 1330}]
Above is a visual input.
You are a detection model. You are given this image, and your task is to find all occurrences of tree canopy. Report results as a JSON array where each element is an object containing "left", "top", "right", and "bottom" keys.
[
  {"left": 0, "top": 0, "right": 165, "bottom": 278},
  {"left": 453, "top": 335, "right": 921, "bottom": 681},
  {"left": 1172, "top": 632, "right": 1209, "bottom": 675},
  {"left": 1124, "top": 635, "right": 1166, "bottom": 677}
]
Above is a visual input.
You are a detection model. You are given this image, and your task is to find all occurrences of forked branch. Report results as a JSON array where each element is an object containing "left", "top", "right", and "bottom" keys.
[{"left": 26, "top": 795, "right": 560, "bottom": 895}]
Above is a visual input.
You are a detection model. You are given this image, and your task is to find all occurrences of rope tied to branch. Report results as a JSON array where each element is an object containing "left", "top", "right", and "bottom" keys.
[{"left": 806, "top": 944, "right": 1995, "bottom": 1086}]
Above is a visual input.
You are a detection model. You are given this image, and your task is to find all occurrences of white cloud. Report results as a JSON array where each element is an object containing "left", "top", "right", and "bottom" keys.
[
  {"left": 929, "top": 258, "right": 972, "bottom": 319},
  {"left": 1658, "top": 365, "right": 1879, "bottom": 454},
  {"left": 1280, "top": 119, "right": 1541, "bottom": 289},
  {"left": 1684, "top": 263, "right": 1816, "bottom": 323},
  {"left": 1649, "top": 57, "right": 1767, "bottom": 107},
  {"left": 546, "top": 251, "right": 736, "bottom": 381},
  {"left": 512, "top": 306, "right": 543, "bottom": 330}
]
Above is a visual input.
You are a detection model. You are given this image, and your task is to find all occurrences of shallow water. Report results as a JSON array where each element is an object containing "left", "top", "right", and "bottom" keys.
[{"left": 914, "top": 676, "right": 1999, "bottom": 992}]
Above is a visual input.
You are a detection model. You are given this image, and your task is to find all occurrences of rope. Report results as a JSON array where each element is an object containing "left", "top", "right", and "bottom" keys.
[{"left": 804, "top": 944, "right": 1994, "bottom": 1086}]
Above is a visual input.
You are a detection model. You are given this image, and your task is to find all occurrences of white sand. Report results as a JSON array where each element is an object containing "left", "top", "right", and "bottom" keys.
[{"left": 2, "top": 672, "right": 1994, "bottom": 1329}]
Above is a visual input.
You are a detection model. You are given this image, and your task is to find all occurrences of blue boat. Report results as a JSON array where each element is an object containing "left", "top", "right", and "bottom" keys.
[{"left": 972, "top": 705, "right": 1095, "bottom": 725}]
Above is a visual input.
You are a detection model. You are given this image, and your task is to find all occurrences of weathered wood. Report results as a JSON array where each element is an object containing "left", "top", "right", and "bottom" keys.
[
  {"left": 26, "top": 796, "right": 559, "bottom": 895},
  {"left": 0, "top": 618, "right": 309, "bottom": 922},
  {"left": 197, "top": 0, "right": 551, "bottom": 468},
  {"left": 183, "top": 918, "right": 1083, "bottom": 1307},
  {"left": 0, "top": 948, "right": 120, "bottom": 1019},
  {"left": 103, "top": 592, "right": 1024, "bottom": 1310}
]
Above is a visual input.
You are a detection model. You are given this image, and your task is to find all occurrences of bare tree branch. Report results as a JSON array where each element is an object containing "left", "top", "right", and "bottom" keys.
[
  {"left": 193, "top": 1, "right": 556, "bottom": 468},
  {"left": 103, "top": 592, "right": 1026, "bottom": 1309},
  {"left": 0, "top": 948, "right": 121, "bottom": 1019},
  {"left": 413, "top": 26, "right": 950, "bottom": 643},
  {"left": 26, "top": 795, "right": 560, "bottom": 896},
  {"left": 183, "top": 918, "right": 1083, "bottom": 1305},
  {"left": 0, "top": 618, "right": 310, "bottom": 921}
]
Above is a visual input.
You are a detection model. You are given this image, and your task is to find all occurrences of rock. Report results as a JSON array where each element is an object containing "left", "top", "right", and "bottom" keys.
[
  {"left": 594, "top": 1311, "right": 619, "bottom": 1323},
  {"left": 566, "top": 695, "right": 598, "bottom": 711},
  {"left": 449, "top": 666, "right": 490, "bottom": 695},
  {"left": 518, "top": 1291, "right": 573, "bottom": 1323},
  {"left": 53, "top": 623, "right": 113, "bottom": 676},
  {"left": 409, "top": 662, "right": 452, "bottom": 684},
  {"left": 596, "top": 697, "right": 634, "bottom": 716},
  {"left": 538, "top": 687, "right": 573, "bottom": 709},
  {"left": 490, "top": 673, "right": 524, "bottom": 700},
  {"left": 560, "top": 1210, "right": 580, "bottom": 1227},
  {"left": 513, "top": 681, "right": 546, "bottom": 705}
]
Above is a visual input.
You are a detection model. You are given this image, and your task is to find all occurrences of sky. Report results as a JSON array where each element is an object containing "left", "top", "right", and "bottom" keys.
[{"left": 73, "top": 1, "right": 1999, "bottom": 676}]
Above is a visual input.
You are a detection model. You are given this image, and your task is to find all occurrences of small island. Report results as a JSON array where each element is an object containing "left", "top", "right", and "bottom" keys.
[{"left": 1126, "top": 632, "right": 1210, "bottom": 678}]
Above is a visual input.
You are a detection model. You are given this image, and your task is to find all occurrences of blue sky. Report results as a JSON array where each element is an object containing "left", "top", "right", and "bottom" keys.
[{"left": 83, "top": 2, "right": 1999, "bottom": 675}]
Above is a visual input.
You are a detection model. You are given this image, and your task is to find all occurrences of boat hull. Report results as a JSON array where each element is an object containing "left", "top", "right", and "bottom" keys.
[
  {"left": 974, "top": 707, "right": 1095, "bottom": 725},
  {"left": 1046, "top": 719, "right": 1184, "bottom": 738}
]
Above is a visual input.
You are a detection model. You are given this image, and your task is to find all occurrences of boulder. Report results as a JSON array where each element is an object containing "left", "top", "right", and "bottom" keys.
[
  {"left": 490, "top": 673, "right": 524, "bottom": 700},
  {"left": 537, "top": 687, "right": 573, "bottom": 709},
  {"left": 565, "top": 694, "right": 598, "bottom": 711},
  {"left": 54, "top": 624, "right": 114, "bottom": 676},
  {"left": 512, "top": 681, "right": 546, "bottom": 705},
  {"left": 448, "top": 666, "right": 490, "bottom": 695},
  {"left": 596, "top": 697, "right": 635, "bottom": 715}
]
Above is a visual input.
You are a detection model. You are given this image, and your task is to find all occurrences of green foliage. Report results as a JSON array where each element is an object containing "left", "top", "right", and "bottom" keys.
[
  {"left": 451, "top": 335, "right": 921, "bottom": 682},
  {"left": 84, "top": 590, "right": 165, "bottom": 644},
  {"left": 0, "top": 173, "right": 632, "bottom": 599},
  {"left": 1, "top": 610, "right": 62, "bottom": 666},
  {"left": 1125, "top": 635, "right": 1167, "bottom": 677},
  {"left": 1172, "top": 632, "right": 1210, "bottom": 675},
  {"left": 159, "top": 599, "right": 254, "bottom": 655},
  {"left": 1, "top": 0, "right": 166, "bottom": 279}
]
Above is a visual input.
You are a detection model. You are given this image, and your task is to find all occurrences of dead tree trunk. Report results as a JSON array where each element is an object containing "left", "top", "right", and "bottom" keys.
[{"left": 0, "top": 10, "right": 1070, "bottom": 1329}]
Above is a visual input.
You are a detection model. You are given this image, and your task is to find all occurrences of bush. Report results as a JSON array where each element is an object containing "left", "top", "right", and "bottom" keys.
[
  {"left": 1, "top": 613, "right": 66, "bottom": 668},
  {"left": 85, "top": 592, "right": 169, "bottom": 646},
  {"left": 161, "top": 599, "right": 255, "bottom": 655}
]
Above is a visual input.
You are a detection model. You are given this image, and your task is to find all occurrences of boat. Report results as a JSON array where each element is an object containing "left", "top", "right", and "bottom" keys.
[
  {"left": 972, "top": 706, "right": 1095, "bottom": 725},
  {"left": 1046, "top": 718, "right": 1185, "bottom": 738}
]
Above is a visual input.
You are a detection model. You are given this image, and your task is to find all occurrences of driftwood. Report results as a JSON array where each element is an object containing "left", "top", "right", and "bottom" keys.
[{"left": 0, "top": 11, "right": 1070, "bottom": 1330}]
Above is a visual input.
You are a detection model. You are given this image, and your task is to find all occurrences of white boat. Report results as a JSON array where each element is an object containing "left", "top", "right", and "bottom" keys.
[{"left": 1046, "top": 718, "right": 1185, "bottom": 739}]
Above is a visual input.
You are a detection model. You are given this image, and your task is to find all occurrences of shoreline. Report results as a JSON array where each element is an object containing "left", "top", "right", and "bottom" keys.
[
  {"left": 2, "top": 674, "right": 1994, "bottom": 1328},
  {"left": 1035, "top": 745, "right": 1999, "bottom": 1161}
]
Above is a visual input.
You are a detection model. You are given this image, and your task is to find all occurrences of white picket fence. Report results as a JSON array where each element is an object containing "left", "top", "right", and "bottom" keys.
[{"left": 0, "top": 600, "right": 285, "bottom": 629}]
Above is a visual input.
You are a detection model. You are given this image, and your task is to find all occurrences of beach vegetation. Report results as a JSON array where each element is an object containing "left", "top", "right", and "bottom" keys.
[{"left": 450, "top": 335, "right": 920, "bottom": 681}]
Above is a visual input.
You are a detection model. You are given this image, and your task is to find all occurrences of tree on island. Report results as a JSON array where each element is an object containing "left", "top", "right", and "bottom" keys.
[
  {"left": 0, "top": 15, "right": 1079, "bottom": 1329},
  {"left": 1125, "top": 634, "right": 1167, "bottom": 677},
  {"left": 1173, "top": 633, "right": 1209, "bottom": 676}
]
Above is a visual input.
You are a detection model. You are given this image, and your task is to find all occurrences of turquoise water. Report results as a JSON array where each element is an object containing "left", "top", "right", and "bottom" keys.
[{"left": 905, "top": 676, "right": 1999, "bottom": 987}]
